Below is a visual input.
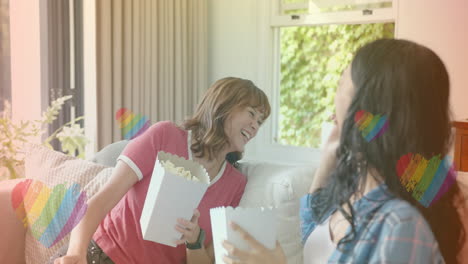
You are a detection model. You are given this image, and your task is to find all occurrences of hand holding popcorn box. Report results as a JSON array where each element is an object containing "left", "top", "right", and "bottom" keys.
[
  {"left": 140, "top": 151, "right": 210, "bottom": 247},
  {"left": 210, "top": 207, "right": 277, "bottom": 264}
]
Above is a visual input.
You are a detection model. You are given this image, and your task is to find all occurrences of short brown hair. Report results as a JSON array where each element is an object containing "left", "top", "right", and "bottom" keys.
[{"left": 183, "top": 77, "right": 271, "bottom": 166}]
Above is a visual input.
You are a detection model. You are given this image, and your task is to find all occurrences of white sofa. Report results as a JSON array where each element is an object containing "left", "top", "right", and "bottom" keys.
[
  {"left": 0, "top": 142, "right": 317, "bottom": 264},
  {"left": 91, "top": 141, "right": 317, "bottom": 264},
  {"left": 4, "top": 142, "right": 468, "bottom": 263}
]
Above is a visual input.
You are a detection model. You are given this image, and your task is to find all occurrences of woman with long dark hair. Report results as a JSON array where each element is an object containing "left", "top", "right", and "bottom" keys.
[{"left": 223, "top": 39, "right": 465, "bottom": 263}]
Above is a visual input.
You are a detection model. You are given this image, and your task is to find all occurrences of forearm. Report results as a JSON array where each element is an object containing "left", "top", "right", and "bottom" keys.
[
  {"left": 66, "top": 161, "right": 138, "bottom": 256},
  {"left": 66, "top": 196, "right": 110, "bottom": 256},
  {"left": 186, "top": 247, "right": 213, "bottom": 264},
  {"left": 309, "top": 159, "right": 336, "bottom": 193},
  {"left": 309, "top": 126, "right": 340, "bottom": 194}
]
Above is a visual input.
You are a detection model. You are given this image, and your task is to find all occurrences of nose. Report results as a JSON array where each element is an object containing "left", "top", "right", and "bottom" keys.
[{"left": 250, "top": 118, "right": 259, "bottom": 134}]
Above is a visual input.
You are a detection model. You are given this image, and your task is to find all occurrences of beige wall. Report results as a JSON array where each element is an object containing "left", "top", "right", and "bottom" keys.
[
  {"left": 207, "top": 0, "right": 259, "bottom": 85},
  {"left": 9, "top": 1, "right": 44, "bottom": 125},
  {"left": 396, "top": 0, "right": 468, "bottom": 120}
]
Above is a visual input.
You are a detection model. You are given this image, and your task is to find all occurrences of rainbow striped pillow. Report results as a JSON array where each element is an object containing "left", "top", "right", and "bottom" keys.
[{"left": 21, "top": 144, "right": 109, "bottom": 264}]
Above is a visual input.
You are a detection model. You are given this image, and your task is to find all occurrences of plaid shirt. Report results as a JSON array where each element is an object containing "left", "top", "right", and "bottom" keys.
[{"left": 300, "top": 185, "right": 444, "bottom": 263}]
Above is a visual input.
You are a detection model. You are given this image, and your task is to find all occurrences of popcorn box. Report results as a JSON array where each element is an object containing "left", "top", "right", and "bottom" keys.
[
  {"left": 140, "top": 151, "right": 210, "bottom": 247},
  {"left": 210, "top": 207, "right": 277, "bottom": 264}
]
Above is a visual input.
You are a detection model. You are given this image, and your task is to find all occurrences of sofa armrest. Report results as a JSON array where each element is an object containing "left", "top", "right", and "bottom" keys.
[
  {"left": 0, "top": 179, "right": 27, "bottom": 264},
  {"left": 237, "top": 160, "right": 317, "bottom": 264},
  {"left": 89, "top": 140, "right": 129, "bottom": 167}
]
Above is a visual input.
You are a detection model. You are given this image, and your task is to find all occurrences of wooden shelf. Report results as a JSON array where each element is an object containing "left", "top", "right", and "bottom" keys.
[{"left": 453, "top": 120, "right": 468, "bottom": 172}]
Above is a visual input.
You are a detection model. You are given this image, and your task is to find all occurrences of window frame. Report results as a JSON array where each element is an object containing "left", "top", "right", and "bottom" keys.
[{"left": 245, "top": 0, "right": 398, "bottom": 163}]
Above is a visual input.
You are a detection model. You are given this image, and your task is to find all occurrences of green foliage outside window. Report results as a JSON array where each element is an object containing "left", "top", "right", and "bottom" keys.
[{"left": 279, "top": 23, "right": 394, "bottom": 148}]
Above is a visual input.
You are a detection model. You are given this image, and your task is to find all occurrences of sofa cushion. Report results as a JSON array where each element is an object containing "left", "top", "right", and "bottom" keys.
[
  {"left": 22, "top": 144, "right": 110, "bottom": 264},
  {"left": 238, "top": 160, "right": 317, "bottom": 264},
  {"left": 83, "top": 168, "right": 114, "bottom": 197},
  {"left": 18, "top": 141, "right": 317, "bottom": 264},
  {"left": 89, "top": 140, "right": 129, "bottom": 167}
]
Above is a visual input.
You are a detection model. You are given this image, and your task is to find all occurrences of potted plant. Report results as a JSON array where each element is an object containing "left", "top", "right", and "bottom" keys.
[{"left": 0, "top": 96, "right": 89, "bottom": 180}]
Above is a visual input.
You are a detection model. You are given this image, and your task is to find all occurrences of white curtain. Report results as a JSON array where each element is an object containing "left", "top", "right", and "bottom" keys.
[{"left": 96, "top": 0, "right": 208, "bottom": 149}]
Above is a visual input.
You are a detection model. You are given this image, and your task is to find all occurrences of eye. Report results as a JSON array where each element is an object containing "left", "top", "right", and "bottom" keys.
[{"left": 248, "top": 110, "right": 255, "bottom": 117}]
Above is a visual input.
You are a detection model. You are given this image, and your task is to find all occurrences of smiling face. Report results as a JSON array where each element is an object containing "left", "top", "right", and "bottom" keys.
[
  {"left": 224, "top": 106, "right": 264, "bottom": 153},
  {"left": 184, "top": 77, "right": 270, "bottom": 163}
]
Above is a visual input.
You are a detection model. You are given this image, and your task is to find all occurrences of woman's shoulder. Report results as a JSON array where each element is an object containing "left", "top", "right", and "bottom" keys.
[
  {"left": 364, "top": 199, "right": 442, "bottom": 263},
  {"left": 147, "top": 121, "right": 186, "bottom": 137},
  {"left": 377, "top": 198, "right": 425, "bottom": 224},
  {"left": 150, "top": 120, "right": 182, "bottom": 131},
  {"left": 368, "top": 198, "right": 438, "bottom": 242}
]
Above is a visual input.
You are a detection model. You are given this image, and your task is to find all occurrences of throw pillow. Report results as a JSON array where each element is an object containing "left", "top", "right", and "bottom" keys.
[{"left": 21, "top": 144, "right": 110, "bottom": 264}]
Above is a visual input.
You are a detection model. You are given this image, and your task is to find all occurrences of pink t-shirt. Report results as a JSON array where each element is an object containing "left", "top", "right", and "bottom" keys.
[{"left": 93, "top": 121, "right": 247, "bottom": 264}]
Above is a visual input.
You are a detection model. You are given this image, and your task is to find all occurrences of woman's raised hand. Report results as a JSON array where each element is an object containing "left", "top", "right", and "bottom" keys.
[
  {"left": 53, "top": 255, "right": 87, "bottom": 264},
  {"left": 222, "top": 222, "right": 286, "bottom": 264},
  {"left": 175, "top": 209, "right": 201, "bottom": 245},
  {"left": 309, "top": 123, "right": 341, "bottom": 193}
]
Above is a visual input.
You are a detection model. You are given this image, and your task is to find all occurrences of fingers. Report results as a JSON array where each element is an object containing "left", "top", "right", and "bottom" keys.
[
  {"left": 174, "top": 224, "right": 189, "bottom": 245},
  {"left": 174, "top": 238, "right": 186, "bottom": 245},
  {"left": 175, "top": 224, "right": 189, "bottom": 234},
  {"left": 223, "top": 241, "right": 250, "bottom": 263},
  {"left": 222, "top": 255, "right": 244, "bottom": 264},
  {"left": 178, "top": 208, "right": 200, "bottom": 230},
  {"left": 175, "top": 219, "right": 200, "bottom": 244},
  {"left": 174, "top": 210, "right": 201, "bottom": 245},
  {"left": 177, "top": 218, "right": 196, "bottom": 230},
  {"left": 190, "top": 209, "right": 200, "bottom": 224},
  {"left": 229, "top": 222, "right": 263, "bottom": 249},
  {"left": 174, "top": 224, "right": 197, "bottom": 241},
  {"left": 222, "top": 227, "right": 284, "bottom": 264},
  {"left": 54, "top": 257, "right": 68, "bottom": 264},
  {"left": 53, "top": 256, "right": 77, "bottom": 264}
]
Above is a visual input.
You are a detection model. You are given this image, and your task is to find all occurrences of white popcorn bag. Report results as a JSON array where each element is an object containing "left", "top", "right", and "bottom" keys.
[
  {"left": 210, "top": 207, "right": 277, "bottom": 264},
  {"left": 140, "top": 151, "right": 210, "bottom": 247}
]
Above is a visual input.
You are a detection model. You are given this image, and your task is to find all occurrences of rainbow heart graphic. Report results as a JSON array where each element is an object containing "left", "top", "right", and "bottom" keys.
[
  {"left": 354, "top": 110, "right": 389, "bottom": 142},
  {"left": 11, "top": 179, "right": 88, "bottom": 248},
  {"left": 115, "top": 108, "right": 151, "bottom": 140},
  {"left": 396, "top": 153, "right": 457, "bottom": 208}
]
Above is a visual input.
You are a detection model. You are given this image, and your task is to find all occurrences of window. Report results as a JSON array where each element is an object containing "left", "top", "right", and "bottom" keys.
[
  {"left": 0, "top": 0, "right": 11, "bottom": 112},
  {"left": 271, "top": 0, "right": 397, "bottom": 148},
  {"left": 46, "top": 0, "right": 84, "bottom": 151}
]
